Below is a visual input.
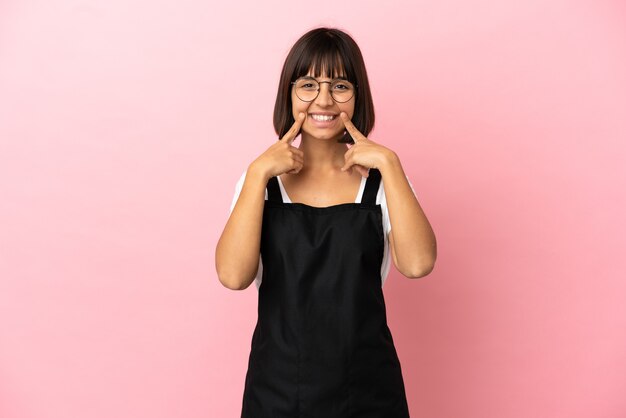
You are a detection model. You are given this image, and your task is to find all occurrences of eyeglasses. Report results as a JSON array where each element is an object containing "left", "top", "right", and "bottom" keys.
[{"left": 290, "top": 76, "right": 357, "bottom": 103}]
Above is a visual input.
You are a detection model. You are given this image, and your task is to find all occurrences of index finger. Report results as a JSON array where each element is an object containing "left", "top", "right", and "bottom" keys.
[
  {"left": 339, "top": 112, "right": 365, "bottom": 143},
  {"left": 280, "top": 112, "right": 306, "bottom": 144}
]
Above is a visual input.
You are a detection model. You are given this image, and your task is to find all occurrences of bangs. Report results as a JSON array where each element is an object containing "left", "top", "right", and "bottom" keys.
[{"left": 293, "top": 43, "right": 355, "bottom": 82}]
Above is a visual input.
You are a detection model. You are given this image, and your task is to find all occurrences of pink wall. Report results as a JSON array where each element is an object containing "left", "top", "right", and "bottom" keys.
[{"left": 1, "top": 1, "right": 625, "bottom": 417}]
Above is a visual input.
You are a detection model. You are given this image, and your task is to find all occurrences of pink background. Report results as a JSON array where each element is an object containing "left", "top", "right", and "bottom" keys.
[{"left": 1, "top": 1, "right": 625, "bottom": 417}]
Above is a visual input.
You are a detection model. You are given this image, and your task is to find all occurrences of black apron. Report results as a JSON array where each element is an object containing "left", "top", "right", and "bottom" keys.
[{"left": 241, "top": 168, "right": 410, "bottom": 418}]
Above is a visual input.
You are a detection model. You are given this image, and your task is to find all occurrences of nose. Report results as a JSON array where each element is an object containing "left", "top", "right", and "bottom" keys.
[{"left": 315, "top": 82, "right": 334, "bottom": 106}]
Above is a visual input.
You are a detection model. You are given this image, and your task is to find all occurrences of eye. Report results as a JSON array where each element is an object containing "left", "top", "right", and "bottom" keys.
[{"left": 332, "top": 81, "right": 353, "bottom": 90}]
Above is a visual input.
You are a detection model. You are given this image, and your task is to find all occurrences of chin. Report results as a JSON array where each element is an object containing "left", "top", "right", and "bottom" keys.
[{"left": 303, "top": 128, "right": 343, "bottom": 141}]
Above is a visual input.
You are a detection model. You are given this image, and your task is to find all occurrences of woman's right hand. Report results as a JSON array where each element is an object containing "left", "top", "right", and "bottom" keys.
[{"left": 250, "top": 112, "right": 306, "bottom": 179}]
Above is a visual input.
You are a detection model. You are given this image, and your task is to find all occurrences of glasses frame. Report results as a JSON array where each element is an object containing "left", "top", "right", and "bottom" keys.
[{"left": 290, "top": 76, "right": 358, "bottom": 103}]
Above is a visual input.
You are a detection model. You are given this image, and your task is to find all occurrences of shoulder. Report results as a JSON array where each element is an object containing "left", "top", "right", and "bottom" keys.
[
  {"left": 376, "top": 172, "right": 417, "bottom": 233},
  {"left": 377, "top": 173, "right": 417, "bottom": 202}
]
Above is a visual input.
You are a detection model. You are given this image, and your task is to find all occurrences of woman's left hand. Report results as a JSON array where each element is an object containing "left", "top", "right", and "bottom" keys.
[{"left": 339, "top": 112, "right": 393, "bottom": 177}]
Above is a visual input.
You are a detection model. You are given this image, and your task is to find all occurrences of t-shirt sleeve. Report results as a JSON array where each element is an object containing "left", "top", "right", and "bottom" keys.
[
  {"left": 381, "top": 174, "right": 418, "bottom": 236},
  {"left": 229, "top": 170, "right": 269, "bottom": 214},
  {"left": 228, "top": 169, "right": 264, "bottom": 285},
  {"left": 229, "top": 170, "right": 247, "bottom": 214}
]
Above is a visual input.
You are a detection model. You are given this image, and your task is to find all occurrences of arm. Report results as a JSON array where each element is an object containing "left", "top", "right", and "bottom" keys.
[
  {"left": 215, "top": 164, "right": 269, "bottom": 290},
  {"left": 380, "top": 151, "right": 437, "bottom": 278},
  {"left": 216, "top": 113, "right": 306, "bottom": 290}
]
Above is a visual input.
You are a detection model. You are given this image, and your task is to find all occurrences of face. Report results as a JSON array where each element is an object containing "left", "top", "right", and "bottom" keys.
[{"left": 291, "top": 69, "right": 356, "bottom": 142}]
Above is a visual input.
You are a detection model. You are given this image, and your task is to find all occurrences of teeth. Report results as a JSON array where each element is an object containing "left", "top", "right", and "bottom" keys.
[{"left": 311, "top": 114, "right": 336, "bottom": 121}]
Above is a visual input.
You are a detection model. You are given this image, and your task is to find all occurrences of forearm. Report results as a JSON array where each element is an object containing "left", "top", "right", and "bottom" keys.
[
  {"left": 215, "top": 165, "right": 269, "bottom": 290},
  {"left": 378, "top": 151, "right": 437, "bottom": 276}
]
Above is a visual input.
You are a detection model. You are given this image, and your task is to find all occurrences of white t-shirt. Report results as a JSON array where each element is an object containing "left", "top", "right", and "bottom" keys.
[{"left": 228, "top": 169, "right": 417, "bottom": 290}]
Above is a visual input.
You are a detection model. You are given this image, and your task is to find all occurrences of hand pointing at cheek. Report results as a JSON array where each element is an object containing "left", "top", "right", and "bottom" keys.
[
  {"left": 340, "top": 112, "right": 393, "bottom": 177},
  {"left": 251, "top": 112, "right": 306, "bottom": 179}
]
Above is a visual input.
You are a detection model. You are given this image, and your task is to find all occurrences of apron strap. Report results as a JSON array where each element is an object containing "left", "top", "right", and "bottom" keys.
[
  {"left": 267, "top": 171, "right": 381, "bottom": 205},
  {"left": 267, "top": 176, "right": 283, "bottom": 203},
  {"left": 362, "top": 168, "right": 381, "bottom": 205}
]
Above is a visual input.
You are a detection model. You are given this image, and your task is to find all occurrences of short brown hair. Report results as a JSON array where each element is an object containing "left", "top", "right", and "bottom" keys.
[{"left": 273, "top": 27, "right": 375, "bottom": 144}]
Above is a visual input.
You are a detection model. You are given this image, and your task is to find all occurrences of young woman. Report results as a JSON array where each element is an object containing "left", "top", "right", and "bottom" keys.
[{"left": 216, "top": 27, "right": 436, "bottom": 418}]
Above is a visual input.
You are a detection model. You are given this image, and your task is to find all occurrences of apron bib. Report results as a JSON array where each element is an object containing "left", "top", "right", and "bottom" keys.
[{"left": 241, "top": 168, "right": 410, "bottom": 418}]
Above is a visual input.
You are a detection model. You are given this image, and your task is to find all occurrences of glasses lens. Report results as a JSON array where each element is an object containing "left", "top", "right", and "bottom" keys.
[
  {"left": 330, "top": 79, "right": 355, "bottom": 103},
  {"left": 294, "top": 78, "right": 319, "bottom": 102}
]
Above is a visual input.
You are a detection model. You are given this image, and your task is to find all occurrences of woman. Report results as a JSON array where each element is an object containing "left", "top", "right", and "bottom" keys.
[{"left": 216, "top": 27, "right": 436, "bottom": 418}]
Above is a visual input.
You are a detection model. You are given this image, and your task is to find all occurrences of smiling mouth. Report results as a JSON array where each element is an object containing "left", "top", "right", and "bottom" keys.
[{"left": 309, "top": 114, "right": 338, "bottom": 122}]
